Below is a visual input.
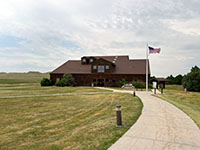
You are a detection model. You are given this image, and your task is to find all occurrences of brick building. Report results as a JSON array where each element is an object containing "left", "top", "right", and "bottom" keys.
[{"left": 50, "top": 55, "right": 150, "bottom": 87}]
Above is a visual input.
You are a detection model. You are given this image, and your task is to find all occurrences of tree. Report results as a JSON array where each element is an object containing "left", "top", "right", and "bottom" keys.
[
  {"left": 119, "top": 78, "right": 127, "bottom": 87},
  {"left": 166, "top": 75, "right": 174, "bottom": 84},
  {"left": 174, "top": 74, "right": 183, "bottom": 85},
  {"left": 182, "top": 66, "right": 200, "bottom": 92},
  {"left": 166, "top": 74, "right": 183, "bottom": 85},
  {"left": 40, "top": 78, "right": 53, "bottom": 86},
  {"left": 56, "top": 74, "right": 75, "bottom": 87}
]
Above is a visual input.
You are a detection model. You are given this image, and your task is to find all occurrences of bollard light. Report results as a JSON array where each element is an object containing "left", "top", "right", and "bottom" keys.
[
  {"left": 154, "top": 88, "right": 156, "bottom": 94},
  {"left": 116, "top": 105, "right": 122, "bottom": 126},
  {"left": 133, "top": 91, "right": 136, "bottom": 96}
]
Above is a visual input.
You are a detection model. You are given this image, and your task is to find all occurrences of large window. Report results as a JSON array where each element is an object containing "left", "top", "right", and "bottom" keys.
[
  {"left": 82, "top": 58, "right": 86, "bottom": 62},
  {"left": 93, "top": 65, "right": 97, "bottom": 69},
  {"left": 98, "top": 65, "right": 105, "bottom": 73},
  {"left": 90, "top": 58, "right": 93, "bottom": 63},
  {"left": 106, "top": 65, "right": 109, "bottom": 69}
]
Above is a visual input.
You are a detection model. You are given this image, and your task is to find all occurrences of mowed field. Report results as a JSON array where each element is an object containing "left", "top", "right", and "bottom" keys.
[
  {"left": 0, "top": 72, "right": 49, "bottom": 84},
  {"left": 156, "top": 85, "right": 200, "bottom": 128},
  {"left": 0, "top": 73, "right": 143, "bottom": 150}
]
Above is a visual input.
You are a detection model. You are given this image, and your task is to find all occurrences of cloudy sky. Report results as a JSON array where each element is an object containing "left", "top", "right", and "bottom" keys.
[{"left": 0, "top": 0, "right": 200, "bottom": 77}]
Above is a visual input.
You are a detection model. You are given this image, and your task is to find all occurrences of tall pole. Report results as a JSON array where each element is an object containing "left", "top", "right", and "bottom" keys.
[{"left": 146, "top": 44, "right": 149, "bottom": 92}]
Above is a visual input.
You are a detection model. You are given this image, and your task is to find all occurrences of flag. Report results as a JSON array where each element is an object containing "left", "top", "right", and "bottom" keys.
[{"left": 149, "top": 46, "right": 161, "bottom": 54}]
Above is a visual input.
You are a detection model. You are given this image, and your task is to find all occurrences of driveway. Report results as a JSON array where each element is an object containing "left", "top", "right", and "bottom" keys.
[{"left": 97, "top": 88, "right": 200, "bottom": 150}]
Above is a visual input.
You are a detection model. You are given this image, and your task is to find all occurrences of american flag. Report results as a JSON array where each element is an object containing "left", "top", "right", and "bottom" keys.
[{"left": 149, "top": 46, "right": 161, "bottom": 54}]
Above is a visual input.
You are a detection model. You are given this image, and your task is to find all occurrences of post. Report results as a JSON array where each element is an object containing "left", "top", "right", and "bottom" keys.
[
  {"left": 133, "top": 91, "right": 136, "bottom": 96},
  {"left": 161, "top": 88, "right": 163, "bottom": 94},
  {"left": 116, "top": 105, "right": 122, "bottom": 126},
  {"left": 146, "top": 44, "right": 149, "bottom": 92}
]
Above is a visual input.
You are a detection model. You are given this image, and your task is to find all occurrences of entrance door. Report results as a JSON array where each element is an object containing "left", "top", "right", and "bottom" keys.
[{"left": 97, "top": 79, "right": 104, "bottom": 87}]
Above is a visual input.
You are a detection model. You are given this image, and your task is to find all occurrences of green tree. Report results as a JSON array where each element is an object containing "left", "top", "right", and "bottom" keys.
[
  {"left": 166, "top": 74, "right": 183, "bottom": 85},
  {"left": 40, "top": 78, "right": 53, "bottom": 86},
  {"left": 166, "top": 75, "right": 174, "bottom": 84},
  {"left": 119, "top": 78, "right": 127, "bottom": 87},
  {"left": 56, "top": 74, "right": 75, "bottom": 87},
  {"left": 182, "top": 66, "right": 200, "bottom": 92},
  {"left": 174, "top": 74, "right": 183, "bottom": 85}
]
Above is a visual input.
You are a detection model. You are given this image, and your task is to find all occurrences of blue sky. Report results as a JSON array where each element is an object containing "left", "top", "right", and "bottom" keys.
[{"left": 0, "top": 0, "right": 200, "bottom": 77}]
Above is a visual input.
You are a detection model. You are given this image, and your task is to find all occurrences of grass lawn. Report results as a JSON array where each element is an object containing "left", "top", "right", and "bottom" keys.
[
  {"left": 110, "top": 87, "right": 152, "bottom": 91},
  {"left": 0, "top": 72, "right": 49, "bottom": 84},
  {"left": 0, "top": 83, "right": 143, "bottom": 150},
  {"left": 156, "top": 85, "right": 200, "bottom": 128}
]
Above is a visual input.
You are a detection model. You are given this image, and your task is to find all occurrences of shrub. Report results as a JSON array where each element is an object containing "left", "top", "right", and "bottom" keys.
[
  {"left": 166, "top": 74, "right": 183, "bottom": 85},
  {"left": 119, "top": 78, "right": 127, "bottom": 87},
  {"left": 148, "top": 83, "right": 153, "bottom": 89},
  {"left": 55, "top": 80, "right": 65, "bottom": 87},
  {"left": 182, "top": 66, "right": 200, "bottom": 92},
  {"left": 40, "top": 78, "right": 53, "bottom": 86},
  {"left": 56, "top": 74, "right": 75, "bottom": 87},
  {"left": 132, "top": 82, "right": 145, "bottom": 89}
]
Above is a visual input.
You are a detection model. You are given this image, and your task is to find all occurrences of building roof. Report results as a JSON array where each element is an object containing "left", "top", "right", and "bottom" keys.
[
  {"left": 151, "top": 78, "right": 168, "bottom": 82},
  {"left": 51, "top": 55, "right": 150, "bottom": 75}
]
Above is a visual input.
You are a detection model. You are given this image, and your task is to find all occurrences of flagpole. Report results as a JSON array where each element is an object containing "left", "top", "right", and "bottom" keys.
[{"left": 146, "top": 43, "right": 149, "bottom": 92}]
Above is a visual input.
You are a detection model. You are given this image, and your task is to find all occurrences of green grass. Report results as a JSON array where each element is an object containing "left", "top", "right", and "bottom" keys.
[
  {"left": 0, "top": 72, "right": 49, "bottom": 84},
  {"left": 0, "top": 83, "right": 143, "bottom": 150},
  {"left": 0, "top": 83, "right": 109, "bottom": 97},
  {"left": 156, "top": 85, "right": 200, "bottom": 128},
  {"left": 110, "top": 87, "right": 152, "bottom": 91}
]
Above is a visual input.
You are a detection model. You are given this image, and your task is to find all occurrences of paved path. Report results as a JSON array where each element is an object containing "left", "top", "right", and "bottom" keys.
[{"left": 97, "top": 88, "right": 200, "bottom": 150}]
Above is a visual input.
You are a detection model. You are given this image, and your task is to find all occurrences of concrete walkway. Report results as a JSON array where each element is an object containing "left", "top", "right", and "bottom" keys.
[{"left": 96, "top": 88, "right": 200, "bottom": 150}]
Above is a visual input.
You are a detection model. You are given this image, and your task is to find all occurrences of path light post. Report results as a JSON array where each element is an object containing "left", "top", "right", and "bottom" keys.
[
  {"left": 133, "top": 91, "right": 136, "bottom": 96},
  {"left": 116, "top": 105, "right": 122, "bottom": 126},
  {"left": 160, "top": 83, "right": 164, "bottom": 94}
]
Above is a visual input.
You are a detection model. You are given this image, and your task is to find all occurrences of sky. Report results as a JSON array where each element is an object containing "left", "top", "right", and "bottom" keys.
[{"left": 0, "top": 0, "right": 200, "bottom": 77}]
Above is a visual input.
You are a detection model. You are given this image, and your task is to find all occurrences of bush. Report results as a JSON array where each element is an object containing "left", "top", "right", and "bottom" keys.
[
  {"left": 55, "top": 80, "right": 65, "bottom": 87},
  {"left": 119, "top": 78, "right": 127, "bottom": 87},
  {"left": 166, "top": 74, "right": 183, "bottom": 85},
  {"left": 132, "top": 82, "right": 145, "bottom": 89},
  {"left": 40, "top": 78, "right": 53, "bottom": 86},
  {"left": 56, "top": 74, "right": 75, "bottom": 87},
  {"left": 182, "top": 66, "right": 200, "bottom": 92},
  {"left": 148, "top": 83, "right": 153, "bottom": 89}
]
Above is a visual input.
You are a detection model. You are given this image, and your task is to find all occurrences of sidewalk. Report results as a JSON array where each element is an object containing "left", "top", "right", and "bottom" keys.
[{"left": 96, "top": 88, "right": 200, "bottom": 150}]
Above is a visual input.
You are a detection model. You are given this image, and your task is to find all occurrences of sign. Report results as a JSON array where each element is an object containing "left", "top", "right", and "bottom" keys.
[{"left": 153, "top": 81, "right": 157, "bottom": 89}]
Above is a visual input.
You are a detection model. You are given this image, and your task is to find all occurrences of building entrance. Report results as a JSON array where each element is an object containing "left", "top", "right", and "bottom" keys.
[{"left": 97, "top": 79, "right": 104, "bottom": 87}]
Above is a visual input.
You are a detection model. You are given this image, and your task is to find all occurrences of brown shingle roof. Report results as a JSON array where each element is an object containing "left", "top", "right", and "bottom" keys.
[
  {"left": 51, "top": 55, "right": 150, "bottom": 75},
  {"left": 151, "top": 78, "right": 168, "bottom": 82}
]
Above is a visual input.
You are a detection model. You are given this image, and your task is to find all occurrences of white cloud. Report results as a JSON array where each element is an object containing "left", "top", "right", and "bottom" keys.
[{"left": 0, "top": 0, "right": 200, "bottom": 76}]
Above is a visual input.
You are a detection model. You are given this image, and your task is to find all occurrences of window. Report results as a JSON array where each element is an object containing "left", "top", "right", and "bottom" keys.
[
  {"left": 105, "top": 65, "right": 109, "bottom": 69},
  {"left": 82, "top": 58, "right": 86, "bottom": 62},
  {"left": 98, "top": 65, "right": 104, "bottom": 73},
  {"left": 112, "top": 79, "right": 116, "bottom": 83},
  {"left": 93, "top": 65, "right": 97, "bottom": 69},
  {"left": 93, "top": 79, "right": 96, "bottom": 82},
  {"left": 106, "top": 79, "right": 109, "bottom": 82},
  {"left": 90, "top": 58, "right": 93, "bottom": 63}
]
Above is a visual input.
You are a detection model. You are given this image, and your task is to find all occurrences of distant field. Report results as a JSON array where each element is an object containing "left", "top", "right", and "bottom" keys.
[
  {"left": 0, "top": 83, "right": 142, "bottom": 150},
  {"left": 0, "top": 72, "right": 49, "bottom": 84},
  {"left": 156, "top": 85, "right": 200, "bottom": 128}
]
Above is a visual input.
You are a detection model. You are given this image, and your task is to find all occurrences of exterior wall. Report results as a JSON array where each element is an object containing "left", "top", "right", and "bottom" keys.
[
  {"left": 50, "top": 73, "right": 64, "bottom": 84},
  {"left": 50, "top": 73, "right": 150, "bottom": 87}
]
